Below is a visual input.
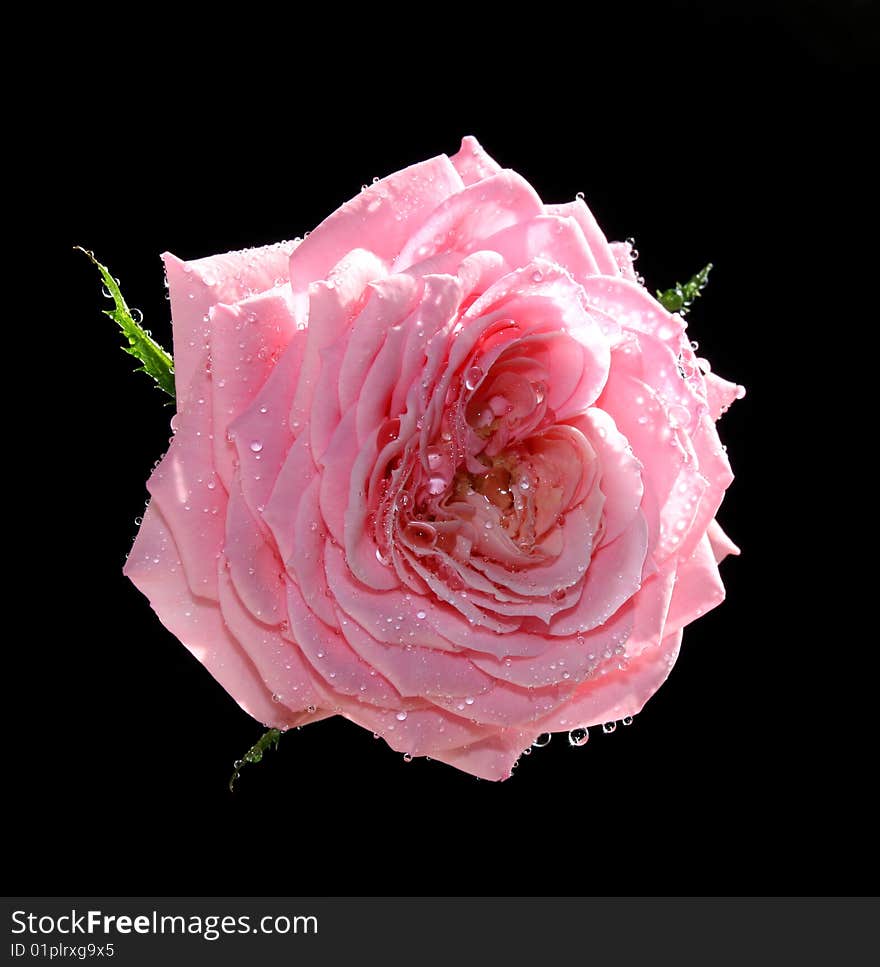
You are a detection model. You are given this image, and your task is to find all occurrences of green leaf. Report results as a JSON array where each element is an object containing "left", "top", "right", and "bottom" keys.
[
  {"left": 229, "top": 728, "right": 282, "bottom": 791},
  {"left": 657, "top": 263, "right": 713, "bottom": 315},
  {"left": 77, "top": 247, "right": 175, "bottom": 399}
]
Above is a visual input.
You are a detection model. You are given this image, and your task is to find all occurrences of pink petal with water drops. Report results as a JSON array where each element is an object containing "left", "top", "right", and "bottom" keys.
[
  {"left": 125, "top": 504, "right": 297, "bottom": 728},
  {"left": 223, "top": 479, "right": 284, "bottom": 625},
  {"left": 262, "top": 432, "right": 317, "bottom": 566},
  {"left": 532, "top": 629, "right": 684, "bottom": 735},
  {"left": 395, "top": 170, "right": 545, "bottom": 272},
  {"left": 537, "top": 513, "right": 649, "bottom": 637},
  {"left": 573, "top": 408, "right": 645, "bottom": 544},
  {"left": 337, "top": 609, "right": 494, "bottom": 699},
  {"left": 284, "top": 580, "right": 401, "bottom": 708},
  {"left": 289, "top": 474, "right": 337, "bottom": 629},
  {"left": 704, "top": 370, "right": 746, "bottom": 421},
  {"left": 545, "top": 198, "right": 619, "bottom": 276},
  {"left": 479, "top": 214, "right": 602, "bottom": 279},
  {"left": 163, "top": 241, "right": 299, "bottom": 409},
  {"left": 290, "top": 249, "right": 387, "bottom": 447},
  {"left": 450, "top": 135, "right": 503, "bottom": 186},
  {"left": 431, "top": 729, "right": 539, "bottom": 782},
  {"left": 345, "top": 703, "right": 494, "bottom": 759},
  {"left": 229, "top": 328, "right": 307, "bottom": 521},
  {"left": 208, "top": 287, "right": 297, "bottom": 489},
  {"left": 288, "top": 155, "right": 463, "bottom": 316},
  {"left": 216, "top": 559, "right": 327, "bottom": 715},
  {"left": 610, "top": 240, "right": 639, "bottom": 282},
  {"left": 147, "top": 355, "right": 226, "bottom": 601},
  {"left": 470, "top": 601, "right": 634, "bottom": 688}
]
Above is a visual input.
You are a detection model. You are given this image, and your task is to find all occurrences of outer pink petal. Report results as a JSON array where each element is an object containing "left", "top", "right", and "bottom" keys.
[
  {"left": 208, "top": 287, "right": 297, "bottom": 488},
  {"left": 707, "top": 519, "right": 740, "bottom": 563},
  {"left": 545, "top": 199, "right": 619, "bottom": 276},
  {"left": 664, "top": 533, "right": 727, "bottom": 635},
  {"left": 124, "top": 504, "right": 296, "bottom": 728},
  {"left": 288, "top": 155, "right": 463, "bottom": 317},
  {"left": 450, "top": 135, "right": 503, "bottom": 186},
  {"left": 163, "top": 241, "right": 299, "bottom": 409},
  {"left": 533, "top": 629, "right": 684, "bottom": 734},
  {"left": 610, "top": 240, "right": 639, "bottom": 281},
  {"left": 431, "top": 730, "right": 537, "bottom": 781},
  {"left": 704, "top": 370, "right": 746, "bottom": 420},
  {"left": 147, "top": 356, "right": 225, "bottom": 601}
]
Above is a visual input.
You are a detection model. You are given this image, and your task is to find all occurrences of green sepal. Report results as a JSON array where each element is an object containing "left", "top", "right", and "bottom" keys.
[
  {"left": 229, "top": 728, "right": 282, "bottom": 791},
  {"left": 77, "top": 247, "right": 175, "bottom": 399},
  {"left": 657, "top": 263, "right": 713, "bottom": 314}
]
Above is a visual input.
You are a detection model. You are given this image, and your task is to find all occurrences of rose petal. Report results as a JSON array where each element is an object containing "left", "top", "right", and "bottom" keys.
[
  {"left": 217, "top": 560, "right": 326, "bottom": 714},
  {"left": 147, "top": 355, "right": 225, "bottom": 600},
  {"left": 664, "top": 532, "right": 726, "bottom": 634},
  {"left": 163, "top": 241, "right": 299, "bottom": 409},
  {"left": 532, "top": 629, "right": 683, "bottom": 734},
  {"left": 125, "top": 504, "right": 296, "bottom": 728},
  {"left": 288, "top": 155, "right": 463, "bottom": 317},
  {"left": 450, "top": 135, "right": 503, "bottom": 186},
  {"left": 395, "top": 170, "right": 544, "bottom": 271},
  {"left": 208, "top": 288, "right": 297, "bottom": 488},
  {"left": 546, "top": 198, "right": 619, "bottom": 276}
]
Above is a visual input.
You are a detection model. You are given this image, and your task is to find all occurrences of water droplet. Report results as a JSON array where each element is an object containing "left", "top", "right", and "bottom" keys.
[
  {"left": 396, "top": 711, "right": 408, "bottom": 721},
  {"left": 602, "top": 721, "right": 617, "bottom": 734},
  {"left": 575, "top": 191, "right": 585, "bottom": 201},
  {"left": 259, "top": 405, "right": 268, "bottom": 414},
  {"left": 402, "top": 753, "right": 413, "bottom": 763},
  {"left": 622, "top": 715, "right": 634, "bottom": 726},
  {"left": 519, "top": 479, "right": 530, "bottom": 491},
  {"left": 249, "top": 440, "right": 263, "bottom": 453},
  {"left": 464, "top": 696, "right": 475, "bottom": 706},
  {"left": 530, "top": 270, "right": 543, "bottom": 283},
  {"left": 307, "top": 705, "right": 317, "bottom": 713},
  {"left": 375, "top": 547, "right": 391, "bottom": 566},
  {"left": 426, "top": 446, "right": 443, "bottom": 470},
  {"left": 568, "top": 727, "right": 589, "bottom": 747},
  {"left": 428, "top": 475, "right": 447, "bottom": 495},
  {"left": 465, "top": 366, "right": 483, "bottom": 391},
  {"left": 416, "top": 610, "right": 426, "bottom": 620},
  {"left": 532, "top": 733, "right": 552, "bottom": 748}
]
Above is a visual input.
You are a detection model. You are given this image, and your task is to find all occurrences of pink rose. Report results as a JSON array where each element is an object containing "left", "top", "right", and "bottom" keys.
[{"left": 125, "top": 137, "right": 742, "bottom": 781}]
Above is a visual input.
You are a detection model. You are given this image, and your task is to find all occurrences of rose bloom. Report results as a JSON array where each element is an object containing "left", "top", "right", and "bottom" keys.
[{"left": 125, "top": 137, "right": 742, "bottom": 780}]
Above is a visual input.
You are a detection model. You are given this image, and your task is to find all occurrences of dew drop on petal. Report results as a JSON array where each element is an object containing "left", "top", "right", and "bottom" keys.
[
  {"left": 568, "top": 727, "right": 589, "bottom": 747},
  {"left": 602, "top": 721, "right": 617, "bottom": 734},
  {"left": 396, "top": 711, "right": 408, "bottom": 721},
  {"left": 249, "top": 440, "right": 263, "bottom": 453},
  {"left": 532, "top": 733, "right": 552, "bottom": 748},
  {"left": 465, "top": 366, "right": 483, "bottom": 391}
]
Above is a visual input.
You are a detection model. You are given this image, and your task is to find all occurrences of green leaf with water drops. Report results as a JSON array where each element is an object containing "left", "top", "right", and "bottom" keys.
[
  {"left": 77, "top": 247, "right": 175, "bottom": 399},
  {"left": 657, "top": 263, "right": 713, "bottom": 314},
  {"left": 228, "top": 728, "right": 282, "bottom": 791}
]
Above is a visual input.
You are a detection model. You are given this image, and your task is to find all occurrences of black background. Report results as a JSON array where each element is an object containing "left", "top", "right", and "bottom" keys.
[{"left": 14, "top": 1, "right": 874, "bottom": 894}]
